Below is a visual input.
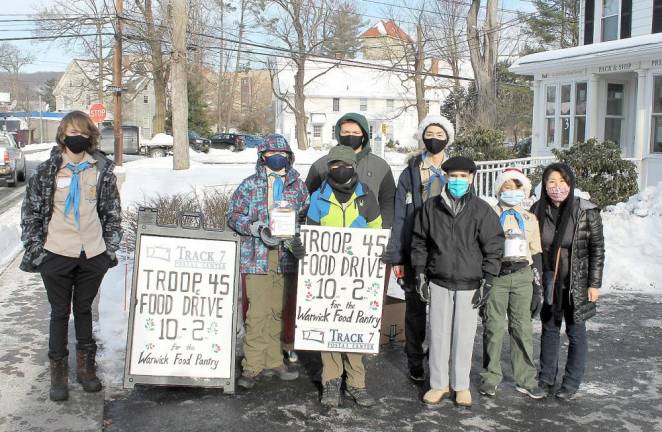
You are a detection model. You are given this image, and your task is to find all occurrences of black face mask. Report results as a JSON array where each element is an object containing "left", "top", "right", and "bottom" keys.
[
  {"left": 339, "top": 135, "right": 363, "bottom": 150},
  {"left": 328, "top": 165, "right": 355, "bottom": 184},
  {"left": 423, "top": 137, "right": 448, "bottom": 155},
  {"left": 63, "top": 135, "right": 91, "bottom": 154}
]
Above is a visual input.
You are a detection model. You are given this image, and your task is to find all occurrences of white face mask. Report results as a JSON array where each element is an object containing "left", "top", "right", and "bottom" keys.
[{"left": 499, "top": 190, "right": 526, "bottom": 207}]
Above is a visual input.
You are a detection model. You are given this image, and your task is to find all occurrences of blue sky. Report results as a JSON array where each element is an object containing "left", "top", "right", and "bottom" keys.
[{"left": 5, "top": 0, "right": 533, "bottom": 73}]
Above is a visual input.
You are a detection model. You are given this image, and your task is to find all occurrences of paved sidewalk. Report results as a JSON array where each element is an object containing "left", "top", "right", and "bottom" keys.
[{"left": 0, "top": 254, "right": 104, "bottom": 432}]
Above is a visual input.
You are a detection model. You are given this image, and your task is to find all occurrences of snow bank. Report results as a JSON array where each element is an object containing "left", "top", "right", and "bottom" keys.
[{"left": 602, "top": 184, "right": 662, "bottom": 293}]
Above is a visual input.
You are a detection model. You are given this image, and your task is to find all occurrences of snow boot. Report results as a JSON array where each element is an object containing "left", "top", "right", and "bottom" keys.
[
  {"left": 76, "top": 343, "right": 102, "bottom": 392},
  {"left": 49, "top": 357, "right": 69, "bottom": 402}
]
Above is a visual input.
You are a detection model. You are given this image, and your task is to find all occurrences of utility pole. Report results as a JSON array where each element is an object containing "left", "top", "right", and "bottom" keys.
[
  {"left": 39, "top": 95, "right": 44, "bottom": 144},
  {"left": 113, "top": 0, "right": 124, "bottom": 166},
  {"left": 216, "top": 0, "right": 225, "bottom": 133},
  {"left": 170, "top": 0, "right": 190, "bottom": 170}
]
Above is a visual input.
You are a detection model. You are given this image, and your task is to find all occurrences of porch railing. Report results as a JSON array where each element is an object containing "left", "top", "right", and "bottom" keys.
[{"left": 474, "top": 156, "right": 556, "bottom": 198}]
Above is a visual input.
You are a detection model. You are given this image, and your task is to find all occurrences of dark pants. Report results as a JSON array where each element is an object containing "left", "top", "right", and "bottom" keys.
[
  {"left": 403, "top": 265, "right": 427, "bottom": 370},
  {"left": 40, "top": 251, "right": 110, "bottom": 360},
  {"left": 539, "top": 290, "right": 588, "bottom": 391}
]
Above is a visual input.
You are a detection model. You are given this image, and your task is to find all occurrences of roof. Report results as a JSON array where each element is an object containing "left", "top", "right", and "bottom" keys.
[
  {"left": 0, "top": 111, "right": 67, "bottom": 119},
  {"left": 510, "top": 33, "right": 662, "bottom": 75},
  {"left": 361, "top": 20, "right": 412, "bottom": 43}
]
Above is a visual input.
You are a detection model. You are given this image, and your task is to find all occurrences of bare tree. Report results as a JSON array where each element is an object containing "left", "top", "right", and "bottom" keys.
[
  {"left": 169, "top": 0, "right": 189, "bottom": 170},
  {"left": 34, "top": 0, "right": 113, "bottom": 105},
  {"left": 467, "top": 0, "right": 498, "bottom": 128},
  {"left": 255, "top": 0, "right": 337, "bottom": 150}
]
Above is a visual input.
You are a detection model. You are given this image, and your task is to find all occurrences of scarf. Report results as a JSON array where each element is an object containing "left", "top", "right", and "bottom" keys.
[
  {"left": 422, "top": 152, "right": 445, "bottom": 197},
  {"left": 327, "top": 175, "right": 358, "bottom": 204},
  {"left": 269, "top": 172, "right": 284, "bottom": 202},
  {"left": 499, "top": 208, "right": 526, "bottom": 233},
  {"left": 63, "top": 161, "right": 93, "bottom": 228}
]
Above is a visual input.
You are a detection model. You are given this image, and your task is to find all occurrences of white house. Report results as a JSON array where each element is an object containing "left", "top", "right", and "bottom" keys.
[
  {"left": 510, "top": 0, "right": 662, "bottom": 187},
  {"left": 54, "top": 59, "right": 157, "bottom": 140},
  {"left": 273, "top": 57, "right": 473, "bottom": 152}
]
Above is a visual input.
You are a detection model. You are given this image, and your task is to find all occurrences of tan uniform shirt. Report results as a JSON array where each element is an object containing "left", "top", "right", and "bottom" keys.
[
  {"left": 420, "top": 152, "right": 445, "bottom": 202},
  {"left": 44, "top": 152, "right": 106, "bottom": 258},
  {"left": 494, "top": 203, "right": 542, "bottom": 265}
]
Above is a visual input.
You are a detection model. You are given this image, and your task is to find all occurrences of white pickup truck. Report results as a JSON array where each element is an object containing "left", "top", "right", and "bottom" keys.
[{"left": 0, "top": 133, "right": 26, "bottom": 187}]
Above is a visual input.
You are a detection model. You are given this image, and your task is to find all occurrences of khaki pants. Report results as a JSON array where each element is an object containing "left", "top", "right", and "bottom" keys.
[
  {"left": 321, "top": 352, "right": 366, "bottom": 388},
  {"left": 242, "top": 250, "right": 288, "bottom": 374}
]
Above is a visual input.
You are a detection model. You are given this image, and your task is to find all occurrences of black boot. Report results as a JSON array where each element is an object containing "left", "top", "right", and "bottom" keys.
[
  {"left": 76, "top": 344, "right": 102, "bottom": 393},
  {"left": 49, "top": 357, "right": 69, "bottom": 401}
]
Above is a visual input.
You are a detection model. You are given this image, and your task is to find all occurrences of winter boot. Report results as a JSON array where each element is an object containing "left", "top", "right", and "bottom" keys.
[
  {"left": 455, "top": 389, "right": 472, "bottom": 407},
  {"left": 423, "top": 387, "right": 450, "bottom": 405},
  {"left": 49, "top": 357, "right": 69, "bottom": 402},
  {"left": 320, "top": 378, "right": 341, "bottom": 408},
  {"left": 76, "top": 344, "right": 102, "bottom": 392},
  {"left": 345, "top": 385, "right": 377, "bottom": 407}
]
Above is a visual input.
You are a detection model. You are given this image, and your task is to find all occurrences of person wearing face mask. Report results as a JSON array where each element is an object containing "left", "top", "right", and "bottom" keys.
[
  {"left": 20, "top": 111, "right": 122, "bottom": 401},
  {"left": 381, "top": 114, "right": 454, "bottom": 383},
  {"left": 479, "top": 168, "right": 547, "bottom": 400},
  {"left": 530, "top": 163, "right": 604, "bottom": 401},
  {"left": 226, "top": 134, "right": 309, "bottom": 390},
  {"left": 306, "top": 145, "right": 382, "bottom": 409},
  {"left": 410, "top": 156, "right": 504, "bottom": 408},
  {"left": 305, "top": 113, "right": 396, "bottom": 229}
]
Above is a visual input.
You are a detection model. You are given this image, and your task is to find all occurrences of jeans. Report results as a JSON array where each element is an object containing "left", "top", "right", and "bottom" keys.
[
  {"left": 40, "top": 251, "right": 110, "bottom": 360},
  {"left": 539, "top": 290, "right": 588, "bottom": 391}
]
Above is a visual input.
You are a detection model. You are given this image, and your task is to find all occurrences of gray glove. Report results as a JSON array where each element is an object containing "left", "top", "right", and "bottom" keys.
[
  {"left": 259, "top": 226, "right": 281, "bottom": 248},
  {"left": 249, "top": 221, "right": 267, "bottom": 238}
]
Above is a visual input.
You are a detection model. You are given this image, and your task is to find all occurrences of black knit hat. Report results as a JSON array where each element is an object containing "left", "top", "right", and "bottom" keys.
[{"left": 441, "top": 156, "right": 477, "bottom": 173}]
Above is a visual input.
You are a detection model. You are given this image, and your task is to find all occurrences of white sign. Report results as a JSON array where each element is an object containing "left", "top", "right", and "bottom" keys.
[
  {"left": 127, "top": 235, "right": 237, "bottom": 379},
  {"left": 294, "top": 226, "right": 390, "bottom": 354}
]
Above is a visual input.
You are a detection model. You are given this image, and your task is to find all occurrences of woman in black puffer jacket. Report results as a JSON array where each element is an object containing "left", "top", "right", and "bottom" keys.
[{"left": 530, "top": 163, "right": 605, "bottom": 401}]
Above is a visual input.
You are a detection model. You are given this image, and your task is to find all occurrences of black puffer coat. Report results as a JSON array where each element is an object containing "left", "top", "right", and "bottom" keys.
[{"left": 531, "top": 198, "right": 605, "bottom": 322}]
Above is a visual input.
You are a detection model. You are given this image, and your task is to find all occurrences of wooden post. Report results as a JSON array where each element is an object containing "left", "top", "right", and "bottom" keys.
[{"left": 170, "top": 0, "right": 190, "bottom": 170}]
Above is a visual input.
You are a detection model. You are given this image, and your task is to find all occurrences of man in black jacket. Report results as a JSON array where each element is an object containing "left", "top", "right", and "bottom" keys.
[
  {"left": 382, "top": 114, "right": 454, "bottom": 382},
  {"left": 411, "top": 156, "right": 504, "bottom": 407}
]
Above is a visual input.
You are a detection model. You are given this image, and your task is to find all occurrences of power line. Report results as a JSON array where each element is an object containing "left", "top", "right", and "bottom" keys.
[{"left": 0, "top": 33, "right": 113, "bottom": 43}]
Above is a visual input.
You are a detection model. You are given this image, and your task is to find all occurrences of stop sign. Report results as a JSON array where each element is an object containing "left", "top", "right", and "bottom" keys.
[{"left": 89, "top": 103, "right": 107, "bottom": 123}]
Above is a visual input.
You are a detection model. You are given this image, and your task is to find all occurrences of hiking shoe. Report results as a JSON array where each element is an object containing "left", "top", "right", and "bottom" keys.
[
  {"left": 321, "top": 378, "right": 341, "bottom": 408},
  {"left": 345, "top": 385, "right": 377, "bottom": 407},
  {"left": 423, "top": 387, "right": 450, "bottom": 405},
  {"left": 262, "top": 364, "right": 299, "bottom": 381},
  {"left": 555, "top": 387, "right": 578, "bottom": 401},
  {"left": 409, "top": 366, "right": 425, "bottom": 382},
  {"left": 539, "top": 381, "right": 556, "bottom": 396},
  {"left": 455, "top": 389, "right": 472, "bottom": 407},
  {"left": 237, "top": 371, "right": 259, "bottom": 389},
  {"left": 479, "top": 382, "right": 497, "bottom": 397},
  {"left": 515, "top": 384, "right": 547, "bottom": 400}
]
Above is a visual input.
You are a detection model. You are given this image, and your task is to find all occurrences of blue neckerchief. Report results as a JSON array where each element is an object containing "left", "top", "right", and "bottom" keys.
[
  {"left": 269, "top": 173, "right": 284, "bottom": 202},
  {"left": 500, "top": 208, "right": 526, "bottom": 233},
  {"left": 422, "top": 152, "right": 444, "bottom": 194},
  {"left": 63, "top": 161, "right": 93, "bottom": 228}
]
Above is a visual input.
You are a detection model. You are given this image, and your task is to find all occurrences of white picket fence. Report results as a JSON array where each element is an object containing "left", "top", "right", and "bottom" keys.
[{"left": 474, "top": 156, "right": 556, "bottom": 198}]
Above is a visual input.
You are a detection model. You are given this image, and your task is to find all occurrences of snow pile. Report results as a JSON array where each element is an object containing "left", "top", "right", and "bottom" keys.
[
  {"left": 0, "top": 204, "right": 22, "bottom": 269},
  {"left": 602, "top": 183, "right": 662, "bottom": 292}
]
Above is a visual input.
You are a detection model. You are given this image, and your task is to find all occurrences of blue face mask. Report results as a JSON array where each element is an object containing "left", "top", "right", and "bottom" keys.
[
  {"left": 500, "top": 189, "right": 526, "bottom": 207},
  {"left": 447, "top": 178, "right": 470, "bottom": 198},
  {"left": 264, "top": 154, "right": 289, "bottom": 171}
]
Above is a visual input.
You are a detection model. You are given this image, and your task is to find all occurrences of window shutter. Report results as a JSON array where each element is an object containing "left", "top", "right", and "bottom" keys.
[
  {"left": 654, "top": 0, "right": 662, "bottom": 34},
  {"left": 620, "top": 0, "right": 632, "bottom": 39},
  {"left": 584, "top": 0, "right": 594, "bottom": 45}
]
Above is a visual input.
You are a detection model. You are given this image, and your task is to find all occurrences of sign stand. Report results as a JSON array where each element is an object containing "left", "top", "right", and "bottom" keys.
[{"left": 123, "top": 208, "right": 240, "bottom": 393}]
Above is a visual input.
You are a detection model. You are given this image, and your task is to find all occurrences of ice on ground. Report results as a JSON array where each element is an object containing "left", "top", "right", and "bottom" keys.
[{"left": 0, "top": 204, "right": 22, "bottom": 270}]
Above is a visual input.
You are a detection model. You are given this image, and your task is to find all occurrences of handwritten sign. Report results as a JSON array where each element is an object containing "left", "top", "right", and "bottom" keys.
[
  {"left": 126, "top": 234, "right": 237, "bottom": 381},
  {"left": 294, "top": 226, "right": 390, "bottom": 354}
]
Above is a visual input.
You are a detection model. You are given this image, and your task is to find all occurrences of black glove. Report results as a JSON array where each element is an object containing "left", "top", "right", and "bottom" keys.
[
  {"left": 284, "top": 236, "right": 306, "bottom": 260},
  {"left": 472, "top": 279, "right": 493, "bottom": 309},
  {"left": 107, "top": 251, "right": 119, "bottom": 268},
  {"left": 416, "top": 273, "right": 429, "bottom": 303}
]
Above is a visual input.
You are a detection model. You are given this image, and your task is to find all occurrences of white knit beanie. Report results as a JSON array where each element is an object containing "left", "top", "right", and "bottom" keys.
[
  {"left": 494, "top": 167, "right": 532, "bottom": 197},
  {"left": 416, "top": 114, "right": 455, "bottom": 147}
]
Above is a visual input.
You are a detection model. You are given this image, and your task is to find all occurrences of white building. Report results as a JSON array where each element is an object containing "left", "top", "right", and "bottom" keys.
[
  {"left": 54, "top": 59, "right": 157, "bottom": 140},
  {"left": 510, "top": 0, "right": 662, "bottom": 187},
  {"left": 273, "top": 57, "right": 473, "bottom": 151}
]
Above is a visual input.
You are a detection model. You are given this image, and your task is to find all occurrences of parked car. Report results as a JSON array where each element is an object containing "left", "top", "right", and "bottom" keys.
[
  {"left": 140, "top": 133, "right": 173, "bottom": 158},
  {"left": 238, "top": 134, "right": 264, "bottom": 148},
  {"left": 0, "top": 132, "right": 26, "bottom": 187},
  {"left": 209, "top": 133, "right": 245, "bottom": 152},
  {"left": 98, "top": 126, "right": 141, "bottom": 155},
  {"left": 188, "top": 130, "right": 210, "bottom": 153}
]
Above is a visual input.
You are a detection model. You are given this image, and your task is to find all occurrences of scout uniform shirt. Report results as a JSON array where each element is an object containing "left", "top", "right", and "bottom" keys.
[
  {"left": 420, "top": 152, "right": 445, "bottom": 202},
  {"left": 494, "top": 203, "right": 542, "bottom": 265},
  {"left": 44, "top": 151, "right": 106, "bottom": 258}
]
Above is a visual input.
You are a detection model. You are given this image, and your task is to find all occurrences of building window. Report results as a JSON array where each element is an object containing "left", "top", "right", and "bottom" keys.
[
  {"left": 313, "top": 125, "right": 322, "bottom": 138},
  {"left": 369, "top": 125, "right": 373, "bottom": 138},
  {"left": 651, "top": 76, "right": 662, "bottom": 152},
  {"left": 331, "top": 125, "right": 335, "bottom": 140},
  {"left": 360, "top": 98, "right": 368, "bottom": 111},
  {"left": 654, "top": 0, "right": 662, "bottom": 33},
  {"left": 584, "top": 0, "right": 595, "bottom": 44},
  {"left": 545, "top": 82, "right": 587, "bottom": 148},
  {"left": 333, "top": 98, "right": 340, "bottom": 112},
  {"left": 601, "top": 0, "right": 619, "bottom": 41},
  {"left": 387, "top": 99, "right": 394, "bottom": 109},
  {"left": 425, "top": 100, "right": 430, "bottom": 114},
  {"left": 620, "top": 0, "right": 631, "bottom": 39},
  {"left": 143, "top": 95, "right": 149, "bottom": 104},
  {"left": 605, "top": 83, "right": 625, "bottom": 147}
]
